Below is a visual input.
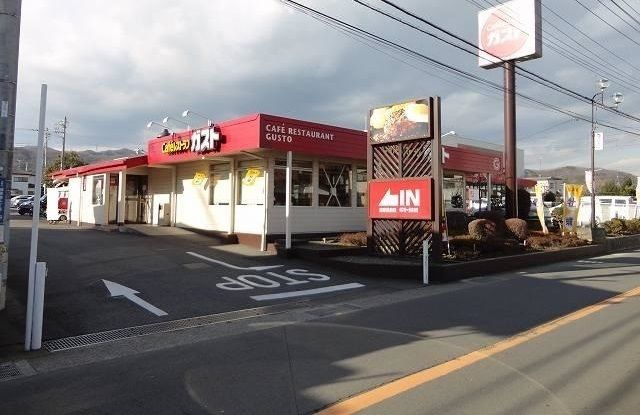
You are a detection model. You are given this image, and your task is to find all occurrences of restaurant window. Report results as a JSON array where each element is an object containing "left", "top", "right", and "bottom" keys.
[
  {"left": 92, "top": 175, "right": 104, "bottom": 205},
  {"left": 237, "top": 161, "right": 264, "bottom": 205},
  {"left": 13, "top": 176, "right": 28, "bottom": 183},
  {"left": 356, "top": 167, "right": 367, "bottom": 207},
  {"left": 210, "top": 164, "right": 231, "bottom": 205},
  {"left": 319, "top": 163, "right": 351, "bottom": 207},
  {"left": 274, "top": 159, "right": 312, "bottom": 206}
]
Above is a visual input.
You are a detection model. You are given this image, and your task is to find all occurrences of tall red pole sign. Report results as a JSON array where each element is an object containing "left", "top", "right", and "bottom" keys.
[
  {"left": 367, "top": 98, "right": 442, "bottom": 258},
  {"left": 478, "top": 0, "right": 542, "bottom": 218}
]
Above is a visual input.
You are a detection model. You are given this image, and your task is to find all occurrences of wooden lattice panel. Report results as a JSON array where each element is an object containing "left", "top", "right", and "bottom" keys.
[
  {"left": 401, "top": 140, "right": 432, "bottom": 178},
  {"left": 372, "top": 220, "right": 402, "bottom": 255},
  {"left": 402, "top": 220, "right": 433, "bottom": 256},
  {"left": 372, "top": 144, "right": 400, "bottom": 179}
]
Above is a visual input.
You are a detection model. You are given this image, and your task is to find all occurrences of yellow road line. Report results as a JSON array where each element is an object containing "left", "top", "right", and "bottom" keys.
[{"left": 317, "top": 285, "right": 640, "bottom": 415}]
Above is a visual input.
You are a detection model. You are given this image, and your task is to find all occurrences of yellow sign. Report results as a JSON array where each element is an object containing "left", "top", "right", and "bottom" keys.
[
  {"left": 534, "top": 184, "right": 548, "bottom": 234},
  {"left": 162, "top": 139, "right": 190, "bottom": 154},
  {"left": 563, "top": 184, "right": 584, "bottom": 234},
  {"left": 193, "top": 172, "right": 207, "bottom": 186},
  {"left": 242, "top": 168, "right": 261, "bottom": 186}
]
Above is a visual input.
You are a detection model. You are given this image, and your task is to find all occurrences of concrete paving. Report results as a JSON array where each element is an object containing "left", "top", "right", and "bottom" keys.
[
  {"left": 0, "top": 247, "right": 639, "bottom": 414},
  {"left": 0, "top": 214, "right": 415, "bottom": 349}
]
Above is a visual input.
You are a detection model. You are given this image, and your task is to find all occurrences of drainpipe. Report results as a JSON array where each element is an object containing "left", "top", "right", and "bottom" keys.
[
  {"left": 117, "top": 171, "right": 126, "bottom": 225},
  {"left": 285, "top": 151, "right": 292, "bottom": 250},
  {"left": 262, "top": 162, "right": 269, "bottom": 251},
  {"left": 77, "top": 174, "right": 82, "bottom": 226}
]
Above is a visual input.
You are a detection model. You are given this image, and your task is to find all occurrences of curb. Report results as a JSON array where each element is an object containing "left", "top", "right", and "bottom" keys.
[{"left": 289, "top": 235, "right": 640, "bottom": 283}]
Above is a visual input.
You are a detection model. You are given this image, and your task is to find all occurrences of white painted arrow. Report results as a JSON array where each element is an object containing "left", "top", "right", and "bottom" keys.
[
  {"left": 102, "top": 280, "right": 168, "bottom": 317},
  {"left": 186, "top": 252, "right": 283, "bottom": 271}
]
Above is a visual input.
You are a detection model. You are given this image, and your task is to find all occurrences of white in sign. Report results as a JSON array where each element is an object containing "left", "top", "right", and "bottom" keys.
[{"left": 594, "top": 132, "right": 604, "bottom": 151}]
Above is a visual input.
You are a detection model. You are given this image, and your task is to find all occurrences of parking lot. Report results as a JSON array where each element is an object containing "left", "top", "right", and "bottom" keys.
[{"left": 5, "top": 214, "right": 416, "bottom": 343}]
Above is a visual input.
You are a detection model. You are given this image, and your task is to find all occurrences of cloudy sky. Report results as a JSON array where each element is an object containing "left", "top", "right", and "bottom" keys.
[{"left": 14, "top": 0, "right": 640, "bottom": 175}]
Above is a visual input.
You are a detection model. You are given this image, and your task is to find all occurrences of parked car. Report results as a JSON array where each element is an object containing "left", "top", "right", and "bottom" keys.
[
  {"left": 18, "top": 195, "right": 46, "bottom": 217},
  {"left": 11, "top": 195, "right": 32, "bottom": 208}
]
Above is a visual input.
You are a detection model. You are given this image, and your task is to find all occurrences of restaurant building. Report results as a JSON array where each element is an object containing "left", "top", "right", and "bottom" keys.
[
  {"left": 53, "top": 114, "right": 368, "bottom": 250},
  {"left": 52, "top": 113, "right": 533, "bottom": 249}
]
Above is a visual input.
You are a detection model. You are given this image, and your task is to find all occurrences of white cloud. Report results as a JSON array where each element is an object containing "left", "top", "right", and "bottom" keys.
[{"left": 12, "top": 0, "right": 640, "bottom": 177}]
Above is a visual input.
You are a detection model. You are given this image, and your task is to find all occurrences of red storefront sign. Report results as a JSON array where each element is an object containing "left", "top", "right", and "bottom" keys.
[
  {"left": 260, "top": 115, "right": 365, "bottom": 160},
  {"left": 368, "top": 178, "right": 433, "bottom": 220},
  {"left": 146, "top": 114, "right": 366, "bottom": 165}
]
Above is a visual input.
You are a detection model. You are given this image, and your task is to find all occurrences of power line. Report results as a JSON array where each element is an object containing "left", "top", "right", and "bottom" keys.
[
  {"left": 362, "top": 0, "right": 640, "bottom": 125},
  {"left": 595, "top": 0, "right": 640, "bottom": 35},
  {"left": 572, "top": 0, "right": 640, "bottom": 48},
  {"left": 619, "top": 0, "right": 640, "bottom": 19},
  {"left": 610, "top": 0, "right": 640, "bottom": 27},
  {"left": 279, "top": 0, "right": 640, "bottom": 139},
  {"left": 542, "top": 3, "right": 640, "bottom": 75}
]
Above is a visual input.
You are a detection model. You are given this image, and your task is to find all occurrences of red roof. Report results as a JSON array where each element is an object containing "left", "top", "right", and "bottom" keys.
[{"left": 51, "top": 155, "right": 148, "bottom": 179}]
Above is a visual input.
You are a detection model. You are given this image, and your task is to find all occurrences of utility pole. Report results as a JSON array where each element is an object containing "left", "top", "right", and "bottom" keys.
[
  {"left": 0, "top": 0, "right": 22, "bottom": 310},
  {"left": 43, "top": 127, "right": 49, "bottom": 170},
  {"left": 54, "top": 117, "right": 68, "bottom": 170}
]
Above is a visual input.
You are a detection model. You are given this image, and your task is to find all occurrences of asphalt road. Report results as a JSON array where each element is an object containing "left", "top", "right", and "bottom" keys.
[
  {"left": 3, "top": 214, "right": 414, "bottom": 344},
  {"left": 0, "top": 247, "right": 638, "bottom": 414}
]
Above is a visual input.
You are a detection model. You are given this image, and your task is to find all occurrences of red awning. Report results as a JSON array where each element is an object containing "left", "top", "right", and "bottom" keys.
[{"left": 51, "top": 155, "right": 148, "bottom": 180}]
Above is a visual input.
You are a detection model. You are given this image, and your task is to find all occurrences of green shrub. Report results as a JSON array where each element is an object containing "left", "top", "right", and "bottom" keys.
[
  {"left": 468, "top": 219, "right": 497, "bottom": 241},
  {"left": 603, "top": 218, "right": 627, "bottom": 235},
  {"left": 505, "top": 218, "right": 528, "bottom": 241},
  {"left": 446, "top": 211, "right": 471, "bottom": 236}
]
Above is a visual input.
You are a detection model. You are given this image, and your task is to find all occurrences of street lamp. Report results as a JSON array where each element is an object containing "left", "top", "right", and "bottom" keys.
[
  {"left": 441, "top": 130, "right": 456, "bottom": 138},
  {"left": 590, "top": 79, "right": 623, "bottom": 232},
  {"left": 162, "top": 116, "right": 190, "bottom": 130},
  {"left": 182, "top": 109, "right": 213, "bottom": 127},
  {"left": 146, "top": 121, "right": 172, "bottom": 137}
]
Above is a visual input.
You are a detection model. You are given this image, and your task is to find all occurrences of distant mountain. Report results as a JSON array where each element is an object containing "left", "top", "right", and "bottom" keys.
[
  {"left": 525, "top": 166, "right": 635, "bottom": 186},
  {"left": 12, "top": 146, "right": 137, "bottom": 173}
]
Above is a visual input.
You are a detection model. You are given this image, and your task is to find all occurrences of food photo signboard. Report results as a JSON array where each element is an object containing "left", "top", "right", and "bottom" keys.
[{"left": 368, "top": 99, "right": 432, "bottom": 144}]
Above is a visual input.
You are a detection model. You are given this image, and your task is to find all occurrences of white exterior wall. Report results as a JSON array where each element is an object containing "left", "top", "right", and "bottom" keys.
[
  {"left": 167, "top": 155, "right": 366, "bottom": 237},
  {"left": 267, "top": 206, "right": 366, "bottom": 234},
  {"left": 75, "top": 173, "right": 107, "bottom": 225},
  {"left": 175, "top": 161, "right": 232, "bottom": 231},
  {"left": 148, "top": 168, "right": 173, "bottom": 226},
  {"left": 68, "top": 177, "right": 82, "bottom": 223}
]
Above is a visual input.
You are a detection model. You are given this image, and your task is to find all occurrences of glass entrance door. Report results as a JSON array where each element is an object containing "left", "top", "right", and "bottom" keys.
[{"left": 125, "top": 175, "right": 149, "bottom": 223}]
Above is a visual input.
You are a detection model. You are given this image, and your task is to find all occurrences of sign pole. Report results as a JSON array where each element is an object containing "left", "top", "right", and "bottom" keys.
[
  {"left": 285, "top": 150, "right": 292, "bottom": 250},
  {"left": 422, "top": 237, "right": 430, "bottom": 285},
  {"left": 504, "top": 61, "right": 517, "bottom": 218},
  {"left": 25, "top": 83, "right": 47, "bottom": 351}
]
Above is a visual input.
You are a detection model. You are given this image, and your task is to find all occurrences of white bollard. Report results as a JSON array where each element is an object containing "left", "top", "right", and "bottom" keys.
[
  {"left": 30, "top": 262, "right": 47, "bottom": 350},
  {"left": 422, "top": 239, "right": 430, "bottom": 286},
  {"left": 24, "top": 266, "right": 34, "bottom": 351}
]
